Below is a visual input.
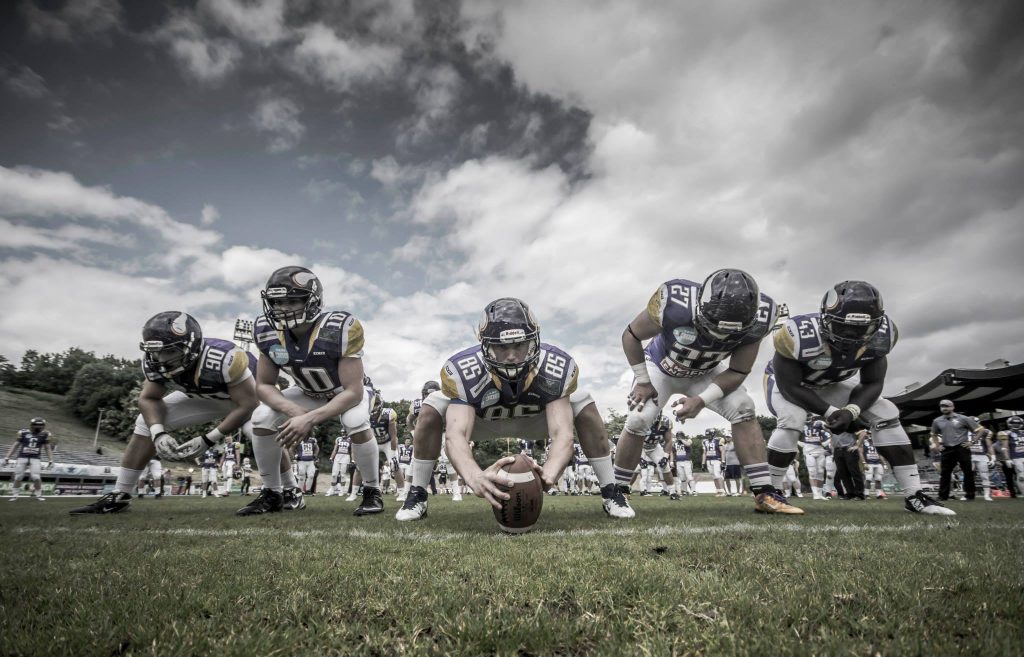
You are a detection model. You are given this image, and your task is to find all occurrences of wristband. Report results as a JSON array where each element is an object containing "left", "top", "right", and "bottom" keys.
[
  {"left": 205, "top": 428, "right": 225, "bottom": 445},
  {"left": 697, "top": 384, "right": 725, "bottom": 405},
  {"left": 149, "top": 423, "right": 166, "bottom": 437},
  {"left": 843, "top": 404, "right": 861, "bottom": 421},
  {"left": 631, "top": 363, "right": 651, "bottom": 385}
]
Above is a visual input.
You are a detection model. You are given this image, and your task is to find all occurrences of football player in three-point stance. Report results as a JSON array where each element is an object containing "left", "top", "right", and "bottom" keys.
[
  {"left": 396, "top": 298, "right": 627, "bottom": 520},
  {"left": 617, "top": 269, "right": 802, "bottom": 516},
  {"left": 240, "top": 266, "right": 381, "bottom": 516},
  {"left": 70, "top": 312, "right": 259, "bottom": 514},
  {"left": 764, "top": 281, "right": 954, "bottom": 515},
  {"left": 5, "top": 418, "right": 54, "bottom": 501}
]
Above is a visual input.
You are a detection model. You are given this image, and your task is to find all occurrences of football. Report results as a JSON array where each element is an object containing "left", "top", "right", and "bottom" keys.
[{"left": 492, "top": 454, "right": 544, "bottom": 534}]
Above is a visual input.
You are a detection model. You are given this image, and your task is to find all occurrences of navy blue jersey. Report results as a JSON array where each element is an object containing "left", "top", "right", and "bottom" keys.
[
  {"left": 1005, "top": 431, "right": 1024, "bottom": 459},
  {"left": 254, "top": 311, "right": 364, "bottom": 399},
  {"left": 221, "top": 441, "right": 239, "bottom": 462},
  {"left": 862, "top": 437, "right": 881, "bottom": 464},
  {"left": 969, "top": 429, "right": 991, "bottom": 456},
  {"left": 645, "top": 279, "right": 777, "bottom": 378},
  {"left": 143, "top": 337, "right": 256, "bottom": 400},
  {"left": 201, "top": 450, "right": 218, "bottom": 468},
  {"left": 673, "top": 438, "right": 691, "bottom": 460},
  {"left": 802, "top": 423, "right": 831, "bottom": 448},
  {"left": 15, "top": 430, "right": 50, "bottom": 459},
  {"left": 518, "top": 439, "right": 534, "bottom": 455},
  {"left": 770, "top": 312, "right": 897, "bottom": 389},
  {"left": 296, "top": 438, "right": 317, "bottom": 461},
  {"left": 440, "top": 343, "right": 579, "bottom": 420},
  {"left": 574, "top": 443, "right": 588, "bottom": 465},
  {"left": 371, "top": 407, "right": 397, "bottom": 445},
  {"left": 334, "top": 436, "right": 351, "bottom": 457},
  {"left": 644, "top": 416, "right": 671, "bottom": 448},
  {"left": 702, "top": 437, "right": 723, "bottom": 461},
  {"left": 398, "top": 444, "right": 413, "bottom": 464}
]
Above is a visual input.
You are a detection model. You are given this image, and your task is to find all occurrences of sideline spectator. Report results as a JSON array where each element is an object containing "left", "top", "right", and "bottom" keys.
[
  {"left": 832, "top": 430, "right": 864, "bottom": 500},
  {"left": 930, "top": 400, "right": 986, "bottom": 501}
]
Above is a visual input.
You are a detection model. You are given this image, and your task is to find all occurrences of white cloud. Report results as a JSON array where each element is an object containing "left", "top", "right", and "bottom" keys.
[
  {"left": 21, "top": 0, "right": 121, "bottom": 42},
  {"left": 200, "top": 0, "right": 288, "bottom": 46},
  {"left": 153, "top": 14, "right": 243, "bottom": 84},
  {"left": 2, "top": 65, "right": 48, "bottom": 99},
  {"left": 250, "top": 95, "right": 305, "bottom": 152},
  {"left": 398, "top": 64, "right": 464, "bottom": 146},
  {"left": 302, "top": 179, "right": 342, "bottom": 202},
  {"left": 200, "top": 204, "right": 220, "bottom": 226},
  {"left": 289, "top": 22, "right": 402, "bottom": 92}
]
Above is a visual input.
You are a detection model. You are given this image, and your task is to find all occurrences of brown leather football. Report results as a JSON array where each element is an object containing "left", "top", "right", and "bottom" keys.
[{"left": 492, "top": 454, "right": 544, "bottom": 534}]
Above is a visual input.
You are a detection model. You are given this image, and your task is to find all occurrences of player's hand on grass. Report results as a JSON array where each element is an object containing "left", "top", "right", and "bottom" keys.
[{"left": 469, "top": 456, "right": 515, "bottom": 510}]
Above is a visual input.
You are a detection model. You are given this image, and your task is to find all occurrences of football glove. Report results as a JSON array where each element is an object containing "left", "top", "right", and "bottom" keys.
[
  {"left": 153, "top": 433, "right": 182, "bottom": 460},
  {"left": 175, "top": 435, "right": 216, "bottom": 459}
]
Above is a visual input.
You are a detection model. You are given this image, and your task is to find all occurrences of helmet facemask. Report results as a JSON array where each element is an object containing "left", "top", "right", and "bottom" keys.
[
  {"left": 481, "top": 332, "right": 540, "bottom": 383},
  {"left": 140, "top": 335, "right": 200, "bottom": 377},
  {"left": 262, "top": 289, "right": 320, "bottom": 330},
  {"left": 694, "top": 269, "right": 760, "bottom": 343},
  {"left": 1008, "top": 417, "right": 1023, "bottom": 430}
]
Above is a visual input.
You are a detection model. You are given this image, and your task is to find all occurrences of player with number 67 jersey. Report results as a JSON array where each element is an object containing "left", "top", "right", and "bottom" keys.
[{"left": 396, "top": 297, "right": 626, "bottom": 522}]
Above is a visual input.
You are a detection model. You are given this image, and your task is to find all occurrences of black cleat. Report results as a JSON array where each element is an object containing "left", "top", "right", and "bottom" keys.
[
  {"left": 282, "top": 487, "right": 306, "bottom": 511},
  {"left": 354, "top": 486, "right": 384, "bottom": 516},
  {"left": 236, "top": 488, "right": 283, "bottom": 516},
  {"left": 69, "top": 492, "right": 132, "bottom": 515}
]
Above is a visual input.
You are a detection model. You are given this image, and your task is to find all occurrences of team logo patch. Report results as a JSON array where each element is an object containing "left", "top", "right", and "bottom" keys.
[
  {"left": 809, "top": 355, "right": 832, "bottom": 370},
  {"left": 268, "top": 344, "right": 289, "bottom": 365},
  {"left": 171, "top": 313, "right": 188, "bottom": 336},
  {"left": 481, "top": 389, "right": 500, "bottom": 408},
  {"left": 673, "top": 326, "right": 698, "bottom": 345},
  {"left": 823, "top": 288, "right": 839, "bottom": 310},
  {"left": 292, "top": 271, "right": 316, "bottom": 288}
]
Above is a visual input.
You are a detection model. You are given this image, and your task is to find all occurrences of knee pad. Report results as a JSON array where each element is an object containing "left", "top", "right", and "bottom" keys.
[
  {"left": 624, "top": 403, "right": 658, "bottom": 436},
  {"left": 767, "top": 428, "right": 801, "bottom": 453},
  {"left": 251, "top": 404, "right": 280, "bottom": 433},
  {"left": 341, "top": 402, "right": 371, "bottom": 435}
]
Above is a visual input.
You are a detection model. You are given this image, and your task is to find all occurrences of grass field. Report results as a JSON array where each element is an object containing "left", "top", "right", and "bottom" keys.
[
  {"left": 0, "top": 387, "right": 124, "bottom": 457},
  {"left": 2, "top": 493, "right": 1022, "bottom": 657}
]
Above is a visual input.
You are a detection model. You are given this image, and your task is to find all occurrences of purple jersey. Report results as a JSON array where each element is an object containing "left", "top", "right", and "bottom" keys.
[
  {"left": 296, "top": 439, "right": 317, "bottom": 461},
  {"left": 574, "top": 443, "right": 588, "bottom": 465},
  {"left": 644, "top": 416, "right": 671, "bottom": 448},
  {"left": 644, "top": 279, "right": 777, "bottom": 378},
  {"left": 334, "top": 436, "right": 351, "bottom": 457},
  {"left": 1006, "top": 431, "right": 1024, "bottom": 459},
  {"left": 15, "top": 429, "right": 49, "bottom": 459},
  {"left": 802, "top": 423, "right": 831, "bottom": 448},
  {"left": 770, "top": 312, "right": 898, "bottom": 389},
  {"left": 703, "top": 437, "right": 722, "bottom": 461},
  {"left": 371, "top": 407, "right": 396, "bottom": 445},
  {"left": 398, "top": 444, "right": 413, "bottom": 464},
  {"left": 673, "top": 438, "right": 691, "bottom": 460},
  {"left": 862, "top": 437, "right": 881, "bottom": 464},
  {"left": 518, "top": 439, "right": 534, "bottom": 454},
  {"left": 440, "top": 343, "right": 579, "bottom": 420},
  {"left": 143, "top": 337, "right": 256, "bottom": 400},
  {"left": 969, "top": 429, "right": 991, "bottom": 456},
  {"left": 221, "top": 441, "right": 238, "bottom": 462},
  {"left": 201, "top": 450, "right": 218, "bottom": 468},
  {"left": 254, "top": 311, "right": 364, "bottom": 399}
]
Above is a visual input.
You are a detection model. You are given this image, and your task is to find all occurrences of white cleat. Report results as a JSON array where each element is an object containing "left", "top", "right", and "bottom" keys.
[
  {"left": 601, "top": 484, "right": 635, "bottom": 519},
  {"left": 452, "top": 492, "right": 463, "bottom": 501},
  {"left": 395, "top": 486, "right": 428, "bottom": 521}
]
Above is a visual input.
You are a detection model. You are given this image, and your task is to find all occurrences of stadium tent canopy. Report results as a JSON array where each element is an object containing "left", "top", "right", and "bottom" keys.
[{"left": 890, "top": 361, "right": 1024, "bottom": 423}]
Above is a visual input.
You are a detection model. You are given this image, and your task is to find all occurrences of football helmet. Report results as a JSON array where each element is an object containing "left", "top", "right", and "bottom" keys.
[
  {"left": 694, "top": 269, "right": 761, "bottom": 342},
  {"left": 820, "top": 281, "right": 884, "bottom": 350},
  {"left": 477, "top": 297, "right": 541, "bottom": 386},
  {"left": 812, "top": 419, "right": 826, "bottom": 430},
  {"left": 261, "top": 266, "right": 322, "bottom": 330},
  {"left": 421, "top": 380, "right": 440, "bottom": 399},
  {"left": 139, "top": 311, "right": 203, "bottom": 377},
  {"left": 29, "top": 418, "right": 46, "bottom": 434},
  {"left": 1007, "top": 417, "right": 1023, "bottom": 430},
  {"left": 242, "top": 458, "right": 251, "bottom": 467}
]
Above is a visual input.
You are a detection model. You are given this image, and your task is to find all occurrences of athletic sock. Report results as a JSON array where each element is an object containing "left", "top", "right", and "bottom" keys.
[
  {"left": 589, "top": 455, "right": 615, "bottom": 488},
  {"left": 744, "top": 463, "right": 773, "bottom": 495},
  {"left": 252, "top": 434, "right": 283, "bottom": 492},
  {"left": 411, "top": 458, "right": 435, "bottom": 489},
  {"left": 281, "top": 469, "right": 298, "bottom": 490},
  {"left": 352, "top": 441, "right": 380, "bottom": 489},
  {"left": 891, "top": 464, "right": 921, "bottom": 497},
  {"left": 115, "top": 468, "right": 144, "bottom": 495}
]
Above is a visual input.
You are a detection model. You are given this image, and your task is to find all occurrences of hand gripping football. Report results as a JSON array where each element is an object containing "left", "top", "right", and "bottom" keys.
[{"left": 493, "top": 454, "right": 544, "bottom": 534}]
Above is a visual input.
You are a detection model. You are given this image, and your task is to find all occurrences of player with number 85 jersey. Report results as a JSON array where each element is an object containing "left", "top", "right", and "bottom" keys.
[{"left": 396, "top": 298, "right": 626, "bottom": 522}]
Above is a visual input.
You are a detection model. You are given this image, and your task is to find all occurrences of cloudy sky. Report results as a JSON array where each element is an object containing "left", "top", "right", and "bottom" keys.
[{"left": 2, "top": 0, "right": 1022, "bottom": 433}]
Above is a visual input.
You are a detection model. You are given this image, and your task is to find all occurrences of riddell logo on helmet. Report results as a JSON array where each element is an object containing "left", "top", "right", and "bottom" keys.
[
  {"left": 499, "top": 329, "right": 526, "bottom": 342},
  {"left": 843, "top": 313, "right": 873, "bottom": 324},
  {"left": 266, "top": 287, "right": 289, "bottom": 298}
]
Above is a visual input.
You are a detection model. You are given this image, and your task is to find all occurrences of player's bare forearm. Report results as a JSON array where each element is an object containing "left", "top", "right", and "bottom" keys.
[
  {"left": 306, "top": 387, "right": 361, "bottom": 425},
  {"left": 138, "top": 383, "right": 168, "bottom": 428},
  {"left": 257, "top": 383, "right": 305, "bottom": 417},
  {"left": 444, "top": 405, "right": 479, "bottom": 481},
  {"left": 773, "top": 354, "right": 829, "bottom": 415},
  {"left": 622, "top": 311, "right": 659, "bottom": 364},
  {"left": 848, "top": 359, "right": 887, "bottom": 411}
]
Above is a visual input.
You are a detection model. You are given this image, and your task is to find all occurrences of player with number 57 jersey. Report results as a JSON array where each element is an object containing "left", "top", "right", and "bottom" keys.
[{"left": 396, "top": 297, "right": 626, "bottom": 522}]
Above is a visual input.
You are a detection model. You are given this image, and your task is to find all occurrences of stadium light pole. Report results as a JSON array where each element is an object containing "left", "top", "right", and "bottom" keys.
[
  {"left": 92, "top": 408, "right": 106, "bottom": 449},
  {"left": 234, "top": 318, "right": 255, "bottom": 352}
]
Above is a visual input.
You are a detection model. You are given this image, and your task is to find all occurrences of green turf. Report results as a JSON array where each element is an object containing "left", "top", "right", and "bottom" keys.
[{"left": 1, "top": 493, "right": 1021, "bottom": 657}]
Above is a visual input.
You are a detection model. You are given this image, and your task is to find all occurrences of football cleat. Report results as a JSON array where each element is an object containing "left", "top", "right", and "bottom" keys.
[
  {"left": 344, "top": 492, "right": 357, "bottom": 501},
  {"left": 395, "top": 488, "right": 407, "bottom": 502},
  {"left": 35, "top": 496, "right": 45, "bottom": 502},
  {"left": 354, "top": 486, "right": 384, "bottom": 516},
  {"left": 905, "top": 491, "right": 956, "bottom": 516},
  {"left": 282, "top": 487, "right": 306, "bottom": 511},
  {"left": 452, "top": 490, "right": 463, "bottom": 501},
  {"left": 69, "top": 492, "right": 132, "bottom": 515},
  {"left": 669, "top": 493, "right": 680, "bottom": 501},
  {"left": 601, "top": 484, "right": 635, "bottom": 519},
  {"left": 395, "top": 485, "right": 428, "bottom": 521},
  {"left": 754, "top": 491, "right": 805, "bottom": 515},
  {"left": 236, "top": 488, "right": 283, "bottom": 516}
]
